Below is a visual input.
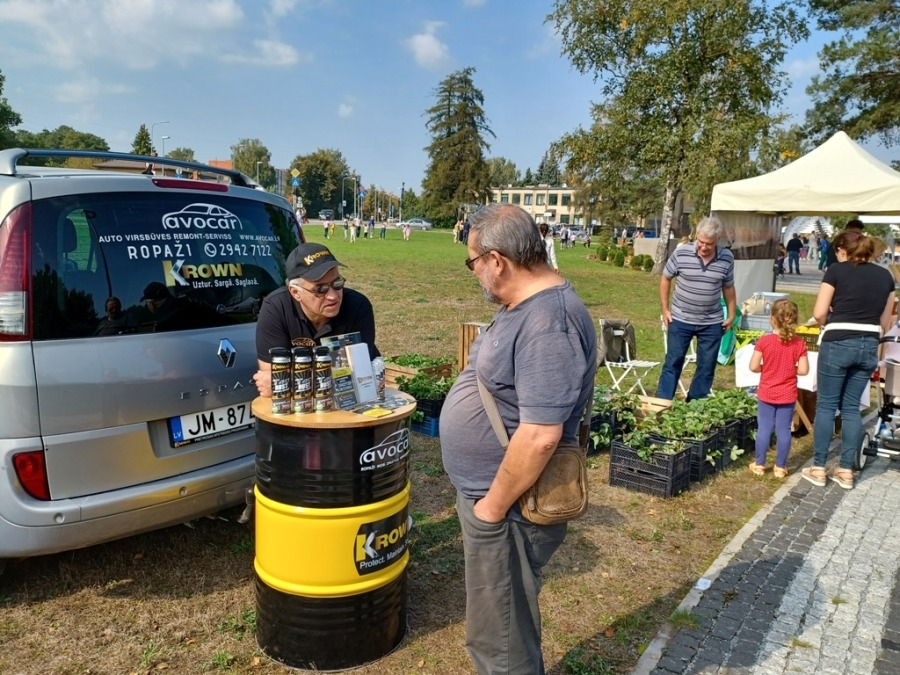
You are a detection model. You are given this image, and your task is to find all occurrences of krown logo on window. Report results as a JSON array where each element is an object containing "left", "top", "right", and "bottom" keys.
[{"left": 162, "top": 203, "right": 243, "bottom": 230}]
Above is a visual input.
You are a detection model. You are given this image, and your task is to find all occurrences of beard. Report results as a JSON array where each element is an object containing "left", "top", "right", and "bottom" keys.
[{"left": 478, "top": 269, "right": 501, "bottom": 305}]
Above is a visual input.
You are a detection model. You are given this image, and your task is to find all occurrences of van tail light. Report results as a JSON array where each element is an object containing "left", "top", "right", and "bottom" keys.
[
  {"left": 0, "top": 202, "right": 31, "bottom": 339},
  {"left": 13, "top": 450, "right": 50, "bottom": 500}
]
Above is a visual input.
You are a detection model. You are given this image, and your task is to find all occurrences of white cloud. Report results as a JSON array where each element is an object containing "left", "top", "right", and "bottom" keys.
[
  {"left": 221, "top": 39, "right": 307, "bottom": 66},
  {"left": 404, "top": 21, "right": 451, "bottom": 70},
  {"left": 786, "top": 55, "right": 821, "bottom": 81},
  {"left": 338, "top": 103, "right": 354, "bottom": 118},
  {"left": 269, "top": 0, "right": 299, "bottom": 18},
  {"left": 463, "top": 0, "right": 488, "bottom": 7},
  {"left": 0, "top": 0, "right": 276, "bottom": 70}
]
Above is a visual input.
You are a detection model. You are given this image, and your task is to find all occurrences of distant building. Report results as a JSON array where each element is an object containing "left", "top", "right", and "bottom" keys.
[{"left": 487, "top": 184, "right": 584, "bottom": 226}]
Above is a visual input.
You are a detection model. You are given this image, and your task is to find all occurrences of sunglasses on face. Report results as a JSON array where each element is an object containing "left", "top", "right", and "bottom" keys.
[
  {"left": 299, "top": 276, "right": 346, "bottom": 297},
  {"left": 464, "top": 252, "right": 489, "bottom": 271}
]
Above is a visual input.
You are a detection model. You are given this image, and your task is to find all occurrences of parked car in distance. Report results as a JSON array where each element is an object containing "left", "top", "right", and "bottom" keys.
[
  {"left": 318, "top": 209, "right": 334, "bottom": 220},
  {"left": 0, "top": 148, "right": 304, "bottom": 575},
  {"left": 400, "top": 218, "right": 433, "bottom": 230}
]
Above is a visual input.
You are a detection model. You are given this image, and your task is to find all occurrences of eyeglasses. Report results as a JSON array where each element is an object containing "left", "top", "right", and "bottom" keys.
[
  {"left": 464, "top": 252, "right": 489, "bottom": 271},
  {"left": 298, "top": 276, "right": 346, "bottom": 297}
]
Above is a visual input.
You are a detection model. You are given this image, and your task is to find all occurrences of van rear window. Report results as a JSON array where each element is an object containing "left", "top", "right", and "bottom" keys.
[{"left": 31, "top": 193, "right": 300, "bottom": 339}]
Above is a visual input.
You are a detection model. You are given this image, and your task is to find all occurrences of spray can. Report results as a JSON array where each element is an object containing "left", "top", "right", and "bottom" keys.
[
  {"left": 269, "top": 347, "right": 292, "bottom": 414},
  {"left": 372, "top": 356, "right": 385, "bottom": 400},
  {"left": 292, "top": 347, "right": 314, "bottom": 414},
  {"left": 314, "top": 346, "right": 334, "bottom": 412}
]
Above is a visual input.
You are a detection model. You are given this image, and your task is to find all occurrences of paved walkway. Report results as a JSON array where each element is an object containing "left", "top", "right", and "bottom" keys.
[
  {"left": 634, "top": 436, "right": 900, "bottom": 674},
  {"left": 774, "top": 257, "right": 827, "bottom": 296}
]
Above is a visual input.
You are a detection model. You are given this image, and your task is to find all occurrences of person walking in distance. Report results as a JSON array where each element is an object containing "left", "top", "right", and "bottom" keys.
[
  {"left": 786, "top": 233, "right": 803, "bottom": 274},
  {"left": 748, "top": 300, "right": 809, "bottom": 479},
  {"left": 440, "top": 204, "right": 597, "bottom": 675}
]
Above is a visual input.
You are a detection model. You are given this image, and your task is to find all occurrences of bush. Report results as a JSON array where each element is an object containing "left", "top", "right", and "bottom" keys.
[
  {"left": 596, "top": 244, "right": 608, "bottom": 261},
  {"left": 607, "top": 248, "right": 618, "bottom": 262},
  {"left": 642, "top": 255, "right": 655, "bottom": 272},
  {"left": 613, "top": 250, "right": 626, "bottom": 267},
  {"left": 630, "top": 254, "right": 645, "bottom": 270}
]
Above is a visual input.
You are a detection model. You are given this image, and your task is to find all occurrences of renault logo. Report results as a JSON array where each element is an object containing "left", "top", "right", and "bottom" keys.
[{"left": 217, "top": 338, "right": 236, "bottom": 368}]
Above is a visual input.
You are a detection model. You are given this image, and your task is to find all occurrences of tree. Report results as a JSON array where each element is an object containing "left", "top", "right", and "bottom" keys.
[
  {"left": 167, "top": 147, "right": 196, "bottom": 162},
  {"left": 535, "top": 152, "right": 561, "bottom": 186},
  {"left": 0, "top": 69, "right": 23, "bottom": 151},
  {"left": 521, "top": 167, "right": 535, "bottom": 186},
  {"left": 12, "top": 125, "right": 110, "bottom": 166},
  {"left": 290, "top": 148, "right": 350, "bottom": 217},
  {"left": 132, "top": 125, "right": 152, "bottom": 155},
  {"left": 231, "top": 138, "right": 272, "bottom": 187},
  {"left": 548, "top": 0, "right": 808, "bottom": 272},
  {"left": 805, "top": 0, "right": 900, "bottom": 148},
  {"left": 421, "top": 67, "right": 495, "bottom": 225},
  {"left": 487, "top": 156, "right": 520, "bottom": 187}
]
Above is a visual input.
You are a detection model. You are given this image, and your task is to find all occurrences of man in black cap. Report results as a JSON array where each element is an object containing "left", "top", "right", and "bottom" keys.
[{"left": 252, "top": 242, "right": 380, "bottom": 396}]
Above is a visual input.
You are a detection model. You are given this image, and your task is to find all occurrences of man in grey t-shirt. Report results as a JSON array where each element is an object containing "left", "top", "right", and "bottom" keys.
[{"left": 440, "top": 204, "right": 597, "bottom": 675}]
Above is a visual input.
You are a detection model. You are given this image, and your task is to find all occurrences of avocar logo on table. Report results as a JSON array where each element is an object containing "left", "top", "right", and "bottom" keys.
[
  {"left": 358, "top": 428, "right": 409, "bottom": 472},
  {"left": 354, "top": 510, "right": 410, "bottom": 575}
]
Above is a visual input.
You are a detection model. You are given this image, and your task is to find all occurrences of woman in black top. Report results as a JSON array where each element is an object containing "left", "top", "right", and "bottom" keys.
[{"left": 803, "top": 230, "right": 895, "bottom": 490}]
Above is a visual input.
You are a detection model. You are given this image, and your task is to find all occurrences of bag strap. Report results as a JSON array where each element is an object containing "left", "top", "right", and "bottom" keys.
[{"left": 475, "top": 376, "right": 594, "bottom": 451}]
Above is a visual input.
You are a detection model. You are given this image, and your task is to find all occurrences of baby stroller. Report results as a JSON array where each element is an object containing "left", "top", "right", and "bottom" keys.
[{"left": 860, "top": 332, "right": 900, "bottom": 470}]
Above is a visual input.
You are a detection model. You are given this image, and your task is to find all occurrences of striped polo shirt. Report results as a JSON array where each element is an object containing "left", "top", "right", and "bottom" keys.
[{"left": 664, "top": 244, "right": 735, "bottom": 325}]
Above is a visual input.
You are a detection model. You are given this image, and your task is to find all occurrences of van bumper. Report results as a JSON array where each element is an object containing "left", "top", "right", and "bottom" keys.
[{"left": 0, "top": 454, "right": 255, "bottom": 559}]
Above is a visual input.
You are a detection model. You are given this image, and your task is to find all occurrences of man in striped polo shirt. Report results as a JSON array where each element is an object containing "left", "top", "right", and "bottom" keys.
[{"left": 658, "top": 216, "right": 736, "bottom": 401}]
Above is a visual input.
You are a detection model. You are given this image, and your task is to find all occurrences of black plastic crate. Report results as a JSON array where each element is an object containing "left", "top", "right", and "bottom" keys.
[
  {"left": 716, "top": 421, "right": 742, "bottom": 470},
  {"left": 610, "top": 439, "right": 691, "bottom": 480},
  {"left": 609, "top": 465, "right": 691, "bottom": 498},
  {"left": 648, "top": 432, "right": 718, "bottom": 482},
  {"left": 416, "top": 398, "right": 445, "bottom": 419},
  {"left": 588, "top": 411, "right": 618, "bottom": 455},
  {"left": 739, "top": 416, "right": 758, "bottom": 452}
]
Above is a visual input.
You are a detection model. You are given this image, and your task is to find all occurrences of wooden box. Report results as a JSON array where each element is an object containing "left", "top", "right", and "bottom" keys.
[
  {"left": 384, "top": 361, "right": 453, "bottom": 389},
  {"left": 458, "top": 322, "right": 490, "bottom": 372}
]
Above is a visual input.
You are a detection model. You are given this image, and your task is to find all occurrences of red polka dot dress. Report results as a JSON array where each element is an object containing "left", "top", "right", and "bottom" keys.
[{"left": 755, "top": 333, "right": 808, "bottom": 404}]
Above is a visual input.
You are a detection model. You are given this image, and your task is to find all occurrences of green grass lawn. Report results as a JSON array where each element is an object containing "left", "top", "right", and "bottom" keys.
[{"left": 302, "top": 225, "right": 817, "bottom": 394}]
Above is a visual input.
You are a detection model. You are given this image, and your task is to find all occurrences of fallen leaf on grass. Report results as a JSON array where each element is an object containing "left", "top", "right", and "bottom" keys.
[
  {"left": 250, "top": 657, "right": 261, "bottom": 667},
  {"left": 604, "top": 627, "right": 615, "bottom": 638},
  {"left": 418, "top": 660, "right": 426, "bottom": 667}
]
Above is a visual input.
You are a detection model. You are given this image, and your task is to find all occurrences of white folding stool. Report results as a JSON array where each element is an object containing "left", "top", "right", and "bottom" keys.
[{"left": 599, "top": 319, "right": 660, "bottom": 395}]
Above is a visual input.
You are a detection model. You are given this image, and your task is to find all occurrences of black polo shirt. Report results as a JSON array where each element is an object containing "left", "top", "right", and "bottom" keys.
[{"left": 255, "top": 286, "right": 380, "bottom": 362}]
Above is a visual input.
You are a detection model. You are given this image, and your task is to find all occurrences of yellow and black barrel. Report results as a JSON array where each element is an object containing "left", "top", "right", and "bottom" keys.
[{"left": 252, "top": 395, "right": 416, "bottom": 671}]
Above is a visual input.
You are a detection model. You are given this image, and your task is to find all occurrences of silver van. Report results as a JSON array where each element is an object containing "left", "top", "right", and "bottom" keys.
[{"left": 0, "top": 149, "right": 303, "bottom": 574}]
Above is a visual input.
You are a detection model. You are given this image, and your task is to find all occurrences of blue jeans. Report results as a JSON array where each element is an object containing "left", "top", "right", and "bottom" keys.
[
  {"left": 657, "top": 319, "right": 723, "bottom": 401},
  {"left": 788, "top": 250, "right": 800, "bottom": 273},
  {"left": 756, "top": 401, "right": 795, "bottom": 468},
  {"left": 813, "top": 336, "right": 878, "bottom": 469},
  {"left": 457, "top": 494, "right": 566, "bottom": 675}
]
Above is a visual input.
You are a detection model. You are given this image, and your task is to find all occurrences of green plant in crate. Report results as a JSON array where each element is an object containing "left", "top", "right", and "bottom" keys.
[
  {"left": 385, "top": 354, "right": 450, "bottom": 368},
  {"left": 657, "top": 400, "right": 721, "bottom": 465},
  {"left": 395, "top": 372, "right": 456, "bottom": 422},
  {"left": 622, "top": 427, "right": 683, "bottom": 462},
  {"left": 590, "top": 387, "right": 639, "bottom": 449}
]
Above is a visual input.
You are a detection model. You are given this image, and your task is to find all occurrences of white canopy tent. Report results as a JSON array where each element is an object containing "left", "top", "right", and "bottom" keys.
[{"left": 710, "top": 131, "right": 900, "bottom": 300}]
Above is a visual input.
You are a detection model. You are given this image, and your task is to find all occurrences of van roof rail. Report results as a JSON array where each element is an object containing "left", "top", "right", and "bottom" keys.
[{"left": 0, "top": 148, "right": 257, "bottom": 188}]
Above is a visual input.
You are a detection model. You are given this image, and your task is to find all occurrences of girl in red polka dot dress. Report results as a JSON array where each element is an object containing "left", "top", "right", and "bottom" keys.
[{"left": 748, "top": 299, "right": 809, "bottom": 478}]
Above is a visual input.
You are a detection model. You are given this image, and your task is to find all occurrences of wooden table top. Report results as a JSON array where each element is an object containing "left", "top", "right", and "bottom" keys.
[{"left": 252, "top": 389, "right": 418, "bottom": 429}]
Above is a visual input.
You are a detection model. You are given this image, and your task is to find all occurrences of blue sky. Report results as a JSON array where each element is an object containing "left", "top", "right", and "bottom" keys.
[{"left": 0, "top": 0, "right": 894, "bottom": 196}]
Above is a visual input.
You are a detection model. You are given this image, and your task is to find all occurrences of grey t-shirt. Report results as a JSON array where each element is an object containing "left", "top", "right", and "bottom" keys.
[{"left": 440, "top": 281, "right": 597, "bottom": 499}]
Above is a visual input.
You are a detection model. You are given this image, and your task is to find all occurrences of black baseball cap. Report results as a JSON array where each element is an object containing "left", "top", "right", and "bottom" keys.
[
  {"left": 140, "top": 281, "right": 169, "bottom": 301},
  {"left": 285, "top": 243, "right": 347, "bottom": 282}
]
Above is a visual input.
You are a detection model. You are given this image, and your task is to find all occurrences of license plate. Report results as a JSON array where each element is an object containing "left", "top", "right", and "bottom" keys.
[{"left": 168, "top": 403, "right": 255, "bottom": 447}]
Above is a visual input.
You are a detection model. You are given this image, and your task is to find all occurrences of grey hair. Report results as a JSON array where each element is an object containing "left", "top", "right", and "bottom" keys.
[
  {"left": 695, "top": 216, "right": 723, "bottom": 241},
  {"left": 469, "top": 204, "right": 546, "bottom": 270}
]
